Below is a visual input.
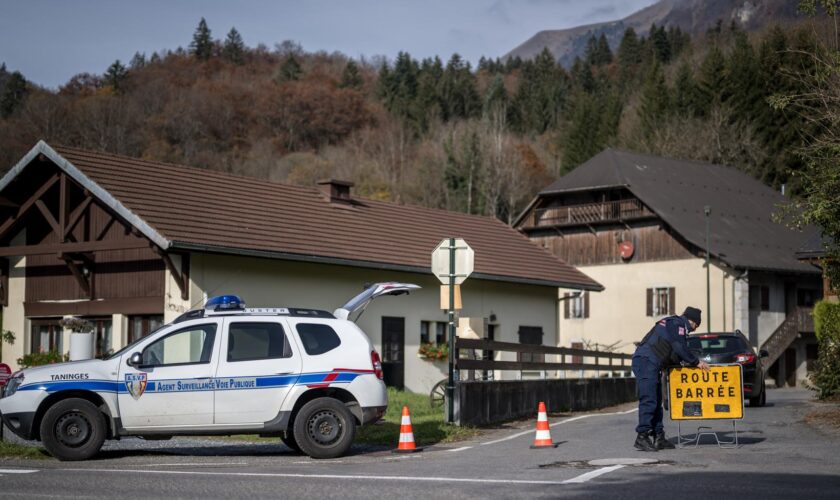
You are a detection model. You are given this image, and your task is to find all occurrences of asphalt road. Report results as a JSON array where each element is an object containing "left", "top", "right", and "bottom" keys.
[{"left": 1, "top": 388, "right": 838, "bottom": 499}]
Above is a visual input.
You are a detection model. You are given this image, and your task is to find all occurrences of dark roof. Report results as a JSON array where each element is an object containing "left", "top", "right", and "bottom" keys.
[
  {"left": 0, "top": 141, "right": 602, "bottom": 290},
  {"left": 796, "top": 232, "right": 829, "bottom": 260},
  {"left": 536, "top": 149, "right": 819, "bottom": 274}
]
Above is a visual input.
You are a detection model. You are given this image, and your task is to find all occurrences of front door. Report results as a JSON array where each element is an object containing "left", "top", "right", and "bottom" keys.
[
  {"left": 213, "top": 318, "right": 301, "bottom": 425},
  {"left": 381, "top": 317, "right": 404, "bottom": 389},
  {"left": 118, "top": 320, "right": 220, "bottom": 429},
  {"left": 784, "top": 347, "right": 797, "bottom": 387}
]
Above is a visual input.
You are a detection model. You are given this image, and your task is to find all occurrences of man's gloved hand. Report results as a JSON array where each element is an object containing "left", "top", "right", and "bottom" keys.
[{"left": 696, "top": 360, "right": 711, "bottom": 371}]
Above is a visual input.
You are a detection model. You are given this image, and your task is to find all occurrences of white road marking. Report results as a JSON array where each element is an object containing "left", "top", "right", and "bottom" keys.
[
  {"left": 58, "top": 468, "right": 577, "bottom": 485},
  {"left": 142, "top": 462, "right": 248, "bottom": 467},
  {"left": 480, "top": 408, "right": 638, "bottom": 447},
  {"left": 562, "top": 465, "right": 625, "bottom": 484},
  {"left": 0, "top": 468, "right": 39, "bottom": 474},
  {"left": 447, "top": 446, "right": 472, "bottom": 452}
]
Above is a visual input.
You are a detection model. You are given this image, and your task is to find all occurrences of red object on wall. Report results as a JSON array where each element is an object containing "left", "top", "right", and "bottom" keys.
[
  {"left": 619, "top": 240, "right": 635, "bottom": 260},
  {"left": 0, "top": 363, "right": 11, "bottom": 387}
]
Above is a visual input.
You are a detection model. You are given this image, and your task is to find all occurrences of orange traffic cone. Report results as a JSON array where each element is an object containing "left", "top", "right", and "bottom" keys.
[
  {"left": 393, "top": 405, "right": 423, "bottom": 453},
  {"left": 530, "top": 401, "right": 559, "bottom": 449}
]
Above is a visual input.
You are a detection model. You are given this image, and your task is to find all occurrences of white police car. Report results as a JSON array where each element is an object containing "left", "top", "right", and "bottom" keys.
[{"left": 0, "top": 282, "right": 418, "bottom": 461}]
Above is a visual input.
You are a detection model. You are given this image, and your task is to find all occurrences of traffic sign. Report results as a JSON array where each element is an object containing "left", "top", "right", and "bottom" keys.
[
  {"left": 431, "top": 238, "right": 474, "bottom": 285},
  {"left": 668, "top": 364, "right": 743, "bottom": 420},
  {"left": 0, "top": 363, "right": 11, "bottom": 387}
]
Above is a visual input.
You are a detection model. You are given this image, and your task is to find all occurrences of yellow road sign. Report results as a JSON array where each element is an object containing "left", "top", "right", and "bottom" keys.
[{"left": 668, "top": 364, "right": 743, "bottom": 420}]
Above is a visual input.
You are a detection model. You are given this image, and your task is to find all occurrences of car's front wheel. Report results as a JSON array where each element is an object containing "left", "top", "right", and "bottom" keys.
[
  {"left": 293, "top": 397, "right": 356, "bottom": 459},
  {"left": 39, "top": 398, "right": 107, "bottom": 461}
]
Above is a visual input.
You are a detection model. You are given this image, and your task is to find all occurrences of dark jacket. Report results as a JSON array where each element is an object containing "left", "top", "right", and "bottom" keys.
[{"left": 634, "top": 315, "right": 700, "bottom": 369}]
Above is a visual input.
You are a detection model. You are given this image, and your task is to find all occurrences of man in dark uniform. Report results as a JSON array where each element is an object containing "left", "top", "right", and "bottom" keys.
[{"left": 632, "top": 306, "right": 710, "bottom": 451}]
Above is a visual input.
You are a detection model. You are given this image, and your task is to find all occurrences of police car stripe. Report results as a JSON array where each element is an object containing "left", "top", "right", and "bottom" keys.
[{"left": 17, "top": 370, "right": 369, "bottom": 395}]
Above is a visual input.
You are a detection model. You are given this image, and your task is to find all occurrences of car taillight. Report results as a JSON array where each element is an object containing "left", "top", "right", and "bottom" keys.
[
  {"left": 371, "top": 350, "right": 384, "bottom": 380},
  {"left": 734, "top": 353, "right": 756, "bottom": 364}
]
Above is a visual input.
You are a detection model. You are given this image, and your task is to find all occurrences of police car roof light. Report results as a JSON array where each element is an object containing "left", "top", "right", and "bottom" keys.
[{"left": 205, "top": 295, "right": 246, "bottom": 311}]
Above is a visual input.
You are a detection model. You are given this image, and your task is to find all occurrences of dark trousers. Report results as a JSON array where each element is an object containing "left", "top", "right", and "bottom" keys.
[{"left": 632, "top": 355, "right": 663, "bottom": 434}]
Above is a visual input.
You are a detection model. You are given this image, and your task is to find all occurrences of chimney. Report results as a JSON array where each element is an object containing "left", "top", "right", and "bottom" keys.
[{"left": 317, "top": 179, "right": 354, "bottom": 204}]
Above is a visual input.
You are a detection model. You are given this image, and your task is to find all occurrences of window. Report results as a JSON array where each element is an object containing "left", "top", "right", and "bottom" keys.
[
  {"left": 30, "top": 320, "right": 62, "bottom": 354},
  {"left": 128, "top": 315, "right": 164, "bottom": 344},
  {"left": 420, "top": 321, "right": 430, "bottom": 344},
  {"left": 750, "top": 285, "right": 770, "bottom": 311},
  {"left": 435, "top": 322, "right": 447, "bottom": 345},
  {"left": 141, "top": 324, "right": 216, "bottom": 367},
  {"left": 296, "top": 323, "right": 341, "bottom": 355},
  {"left": 563, "top": 292, "right": 589, "bottom": 319},
  {"left": 646, "top": 287, "right": 675, "bottom": 317},
  {"left": 227, "top": 322, "right": 290, "bottom": 362},
  {"left": 517, "top": 326, "right": 544, "bottom": 363},
  {"left": 91, "top": 318, "right": 113, "bottom": 359},
  {"left": 797, "top": 289, "right": 820, "bottom": 308}
]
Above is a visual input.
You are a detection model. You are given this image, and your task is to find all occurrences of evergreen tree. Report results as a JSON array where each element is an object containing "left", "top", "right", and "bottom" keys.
[
  {"left": 277, "top": 54, "right": 303, "bottom": 82},
  {"left": 570, "top": 56, "right": 595, "bottom": 93},
  {"left": 563, "top": 92, "right": 601, "bottom": 169},
  {"left": 512, "top": 48, "right": 568, "bottom": 133},
  {"left": 724, "top": 31, "right": 762, "bottom": 119},
  {"left": 585, "top": 34, "right": 613, "bottom": 66},
  {"left": 0, "top": 71, "right": 27, "bottom": 118},
  {"left": 697, "top": 44, "right": 726, "bottom": 113},
  {"left": 637, "top": 60, "right": 671, "bottom": 138},
  {"left": 223, "top": 27, "right": 246, "bottom": 65},
  {"left": 440, "top": 53, "right": 480, "bottom": 121},
  {"left": 104, "top": 60, "right": 128, "bottom": 93},
  {"left": 483, "top": 74, "right": 508, "bottom": 118},
  {"left": 129, "top": 52, "right": 146, "bottom": 70},
  {"left": 190, "top": 17, "right": 213, "bottom": 61},
  {"left": 672, "top": 62, "right": 701, "bottom": 117},
  {"left": 339, "top": 60, "right": 364, "bottom": 89},
  {"left": 651, "top": 24, "right": 671, "bottom": 63},
  {"left": 416, "top": 56, "right": 444, "bottom": 127},
  {"left": 617, "top": 27, "right": 643, "bottom": 86}
]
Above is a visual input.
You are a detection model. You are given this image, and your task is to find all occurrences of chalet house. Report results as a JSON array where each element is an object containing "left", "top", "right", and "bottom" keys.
[
  {"left": 515, "top": 149, "right": 822, "bottom": 388},
  {"left": 0, "top": 141, "right": 601, "bottom": 394}
]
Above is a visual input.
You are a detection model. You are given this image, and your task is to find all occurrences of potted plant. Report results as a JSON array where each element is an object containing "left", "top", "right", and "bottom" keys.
[
  {"left": 60, "top": 316, "right": 95, "bottom": 361},
  {"left": 418, "top": 342, "right": 449, "bottom": 361}
]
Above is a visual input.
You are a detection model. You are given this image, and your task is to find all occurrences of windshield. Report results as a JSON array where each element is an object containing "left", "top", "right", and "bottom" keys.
[
  {"left": 687, "top": 336, "right": 749, "bottom": 355},
  {"left": 105, "top": 324, "right": 167, "bottom": 360}
]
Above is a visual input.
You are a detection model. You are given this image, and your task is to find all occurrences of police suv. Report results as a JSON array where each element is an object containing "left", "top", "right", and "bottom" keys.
[{"left": 0, "top": 282, "right": 418, "bottom": 461}]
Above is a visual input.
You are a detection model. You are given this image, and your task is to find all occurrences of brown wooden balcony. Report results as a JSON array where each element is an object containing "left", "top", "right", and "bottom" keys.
[{"left": 525, "top": 199, "right": 656, "bottom": 229}]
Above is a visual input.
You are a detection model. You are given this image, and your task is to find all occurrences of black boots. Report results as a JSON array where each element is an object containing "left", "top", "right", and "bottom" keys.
[
  {"left": 653, "top": 431, "right": 675, "bottom": 450},
  {"left": 634, "top": 432, "right": 657, "bottom": 452}
]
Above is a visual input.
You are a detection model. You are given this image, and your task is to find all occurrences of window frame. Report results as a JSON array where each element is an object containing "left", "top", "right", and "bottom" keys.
[
  {"left": 646, "top": 287, "right": 675, "bottom": 317},
  {"left": 139, "top": 323, "right": 218, "bottom": 369},
  {"left": 226, "top": 321, "right": 292, "bottom": 363}
]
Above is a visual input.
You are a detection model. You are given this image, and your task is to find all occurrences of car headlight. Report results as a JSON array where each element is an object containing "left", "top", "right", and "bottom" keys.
[{"left": 3, "top": 372, "right": 24, "bottom": 398}]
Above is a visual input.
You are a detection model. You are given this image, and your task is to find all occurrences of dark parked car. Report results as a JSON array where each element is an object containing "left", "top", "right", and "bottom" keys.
[{"left": 687, "top": 330, "right": 768, "bottom": 407}]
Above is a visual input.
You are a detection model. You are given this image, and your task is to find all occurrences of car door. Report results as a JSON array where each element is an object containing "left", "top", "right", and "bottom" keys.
[
  {"left": 117, "top": 319, "right": 221, "bottom": 429},
  {"left": 213, "top": 317, "right": 302, "bottom": 425}
]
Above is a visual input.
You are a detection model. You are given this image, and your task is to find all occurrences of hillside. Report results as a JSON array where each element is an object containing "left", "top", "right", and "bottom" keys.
[{"left": 505, "top": 0, "right": 801, "bottom": 66}]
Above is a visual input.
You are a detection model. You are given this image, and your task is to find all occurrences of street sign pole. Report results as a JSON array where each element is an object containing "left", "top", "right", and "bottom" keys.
[{"left": 447, "top": 237, "right": 456, "bottom": 425}]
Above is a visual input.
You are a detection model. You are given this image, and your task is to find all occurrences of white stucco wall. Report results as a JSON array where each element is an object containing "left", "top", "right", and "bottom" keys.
[
  {"left": 560, "top": 258, "right": 736, "bottom": 354},
  {"left": 188, "top": 253, "right": 559, "bottom": 394},
  {"left": 1, "top": 230, "right": 26, "bottom": 370}
]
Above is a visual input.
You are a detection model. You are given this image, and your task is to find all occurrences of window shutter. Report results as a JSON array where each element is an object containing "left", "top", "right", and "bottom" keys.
[
  {"left": 646, "top": 288, "right": 653, "bottom": 316},
  {"left": 669, "top": 287, "right": 676, "bottom": 315},
  {"left": 584, "top": 292, "right": 590, "bottom": 318},
  {"left": 564, "top": 293, "right": 570, "bottom": 319}
]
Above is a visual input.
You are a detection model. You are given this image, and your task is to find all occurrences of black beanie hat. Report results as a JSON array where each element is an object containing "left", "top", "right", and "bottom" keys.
[{"left": 683, "top": 307, "right": 702, "bottom": 326}]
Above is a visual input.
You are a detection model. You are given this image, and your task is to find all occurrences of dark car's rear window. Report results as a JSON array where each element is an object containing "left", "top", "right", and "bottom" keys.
[{"left": 688, "top": 336, "right": 749, "bottom": 355}]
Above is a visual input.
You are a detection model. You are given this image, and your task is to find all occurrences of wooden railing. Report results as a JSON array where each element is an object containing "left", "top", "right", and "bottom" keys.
[
  {"left": 527, "top": 199, "right": 654, "bottom": 228},
  {"left": 454, "top": 338, "right": 633, "bottom": 373},
  {"left": 760, "top": 306, "right": 814, "bottom": 367}
]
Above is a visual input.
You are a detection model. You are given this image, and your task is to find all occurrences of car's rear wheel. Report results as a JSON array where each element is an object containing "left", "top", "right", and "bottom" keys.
[
  {"left": 293, "top": 397, "right": 356, "bottom": 459},
  {"left": 39, "top": 398, "right": 107, "bottom": 461}
]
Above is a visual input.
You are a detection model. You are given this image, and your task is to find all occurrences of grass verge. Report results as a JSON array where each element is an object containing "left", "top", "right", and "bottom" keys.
[
  {"left": 0, "top": 439, "right": 48, "bottom": 460},
  {"left": 355, "top": 387, "right": 479, "bottom": 446}
]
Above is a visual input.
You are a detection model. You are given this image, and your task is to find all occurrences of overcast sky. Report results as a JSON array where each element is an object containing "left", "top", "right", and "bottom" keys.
[{"left": 0, "top": 0, "right": 657, "bottom": 89}]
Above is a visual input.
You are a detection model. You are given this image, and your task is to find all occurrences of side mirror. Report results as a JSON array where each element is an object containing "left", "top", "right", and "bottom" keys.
[
  {"left": 759, "top": 349, "right": 769, "bottom": 358},
  {"left": 127, "top": 352, "right": 143, "bottom": 367}
]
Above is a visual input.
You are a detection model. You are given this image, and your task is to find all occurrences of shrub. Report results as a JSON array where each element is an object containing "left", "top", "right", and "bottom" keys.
[
  {"left": 418, "top": 342, "right": 449, "bottom": 360},
  {"left": 17, "top": 350, "right": 68, "bottom": 368},
  {"left": 810, "top": 300, "right": 840, "bottom": 399}
]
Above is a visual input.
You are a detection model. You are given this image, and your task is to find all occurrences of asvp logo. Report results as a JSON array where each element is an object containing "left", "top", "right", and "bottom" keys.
[{"left": 125, "top": 373, "right": 148, "bottom": 400}]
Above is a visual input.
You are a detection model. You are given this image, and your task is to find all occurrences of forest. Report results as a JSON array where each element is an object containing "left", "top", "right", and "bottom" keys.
[{"left": 0, "top": 16, "right": 828, "bottom": 222}]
